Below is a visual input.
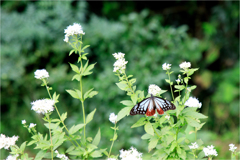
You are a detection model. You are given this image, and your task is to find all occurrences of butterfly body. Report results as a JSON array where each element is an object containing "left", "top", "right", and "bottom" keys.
[{"left": 130, "top": 94, "right": 176, "bottom": 116}]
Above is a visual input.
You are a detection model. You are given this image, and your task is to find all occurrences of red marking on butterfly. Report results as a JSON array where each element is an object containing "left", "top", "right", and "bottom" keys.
[{"left": 130, "top": 94, "right": 176, "bottom": 116}]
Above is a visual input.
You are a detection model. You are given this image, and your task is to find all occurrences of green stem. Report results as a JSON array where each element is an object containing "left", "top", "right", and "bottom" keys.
[
  {"left": 167, "top": 72, "right": 175, "bottom": 101},
  {"left": 44, "top": 81, "right": 80, "bottom": 148},
  {"left": 108, "top": 123, "right": 117, "bottom": 158},
  {"left": 79, "top": 57, "right": 86, "bottom": 140},
  {"left": 124, "top": 72, "right": 135, "bottom": 94},
  {"left": 46, "top": 114, "right": 53, "bottom": 160}
]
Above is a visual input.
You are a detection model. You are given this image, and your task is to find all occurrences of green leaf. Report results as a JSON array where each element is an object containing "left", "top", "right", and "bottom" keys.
[
  {"left": 129, "top": 78, "right": 136, "bottom": 84},
  {"left": 81, "top": 60, "right": 89, "bottom": 74},
  {"left": 92, "top": 128, "right": 101, "bottom": 146},
  {"left": 52, "top": 92, "right": 60, "bottom": 103},
  {"left": 182, "top": 109, "right": 208, "bottom": 119},
  {"left": 90, "top": 150, "right": 102, "bottom": 158},
  {"left": 188, "top": 68, "right": 199, "bottom": 76},
  {"left": 19, "top": 141, "right": 27, "bottom": 152},
  {"left": 84, "top": 88, "right": 98, "bottom": 99},
  {"left": 86, "top": 108, "right": 96, "bottom": 124},
  {"left": 82, "top": 45, "right": 90, "bottom": 51},
  {"left": 82, "top": 63, "right": 96, "bottom": 76},
  {"left": 34, "top": 150, "right": 46, "bottom": 160},
  {"left": 69, "top": 124, "right": 85, "bottom": 135},
  {"left": 174, "top": 85, "right": 185, "bottom": 90},
  {"left": 141, "top": 133, "right": 152, "bottom": 140},
  {"left": 72, "top": 74, "right": 80, "bottom": 81},
  {"left": 165, "top": 79, "right": 171, "bottom": 83},
  {"left": 120, "top": 100, "right": 134, "bottom": 106},
  {"left": 131, "top": 117, "right": 146, "bottom": 128},
  {"left": 116, "top": 82, "right": 128, "bottom": 91},
  {"left": 131, "top": 93, "right": 138, "bottom": 104},
  {"left": 185, "top": 117, "right": 201, "bottom": 128},
  {"left": 116, "top": 107, "right": 132, "bottom": 121},
  {"left": 69, "top": 49, "right": 75, "bottom": 56},
  {"left": 184, "top": 77, "right": 189, "bottom": 84},
  {"left": 60, "top": 113, "right": 67, "bottom": 122},
  {"left": 169, "top": 141, "right": 177, "bottom": 153},
  {"left": 144, "top": 122, "right": 154, "bottom": 136},
  {"left": 166, "top": 136, "right": 175, "bottom": 145},
  {"left": 69, "top": 63, "right": 80, "bottom": 73},
  {"left": 177, "top": 137, "right": 185, "bottom": 143},
  {"left": 66, "top": 89, "right": 79, "bottom": 99},
  {"left": 178, "top": 148, "right": 186, "bottom": 159},
  {"left": 148, "top": 137, "right": 158, "bottom": 152},
  {"left": 197, "top": 151, "right": 205, "bottom": 159}
]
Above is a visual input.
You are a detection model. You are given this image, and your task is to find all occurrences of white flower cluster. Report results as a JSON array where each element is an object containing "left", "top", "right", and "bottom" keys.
[
  {"left": 113, "top": 52, "right": 128, "bottom": 73},
  {"left": 22, "top": 120, "right": 26, "bottom": 124},
  {"left": 0, "top": 134, "right": 19, "bottom": 150},
  {"left": 109, "top": 113, "right": 118, "bottom": 124},
  {"left": 6, "top": 154, "right": 19, "bottom": 160},
  {"left": 229, "top": 143, "right": 237, "bottom": 152},
  {"left": 119, "top": 146, "right": 142, "bottom": 160},
  {"left": 165, "top": 115, "right": 170, "bottom": 120},
  {"left": 162, "top": 63, "right": 171, "bottom": 70},
  {"left": 203, "top": 145, "right": 218, "bottom": 157},
  {"left": 29, "top": 123, "right": 36, "bottom": 128},
  {"left": 184, "top": 97, "right": 202, "bottom": 108},
  {"left": 34, "top": 69, "right": 49, "bottom": 80},
  {"left": 64, "top": 23, "right": 85, "bottom": 42},
  {"left": 148, "top": 84, "right": 161, "bottom": 96},
  {"left": 179, "top": 61, "right": 191, "bottom": 70},
  {"left": 189, "top": 142, "right": 199, "bottom": 149},
  {"left": 55, "top": 150, "right": 69, "bottom": 160},
  {"left": 107, "top": 158, "right": 117, "bottom": 160},
  {"left": 31, "top": 99, "right": 55, "bottom": 114}
]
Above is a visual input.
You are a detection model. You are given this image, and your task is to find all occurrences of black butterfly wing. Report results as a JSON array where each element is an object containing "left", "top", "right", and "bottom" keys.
[
  {"left": 130, "top": 97, "right": 153, "bottom": 115},
  {"left": 153, "top": 97, "right": 176, "bottom": 112}
]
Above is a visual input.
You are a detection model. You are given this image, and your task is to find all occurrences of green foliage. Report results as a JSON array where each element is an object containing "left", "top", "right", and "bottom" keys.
[{"left": 1, "top": 1, "right": 239, "bottom": 159}]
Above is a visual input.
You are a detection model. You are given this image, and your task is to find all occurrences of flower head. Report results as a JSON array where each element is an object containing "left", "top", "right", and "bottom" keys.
[
  {"left": 162, "top": 63, "right": 171, "bottom": 70},
  {"left": 109, "top": 113, "right": 118, "bottom": 124},
  {"left": 113, "top": 52, "right": 128, "bottom": 73},
  {"left": 34, "top": 69, "right": 49, "bottom": 80},
  {"left": 165, "top": 115, "right": 170, "bottom": 120},
  {"left": 148, "top": 84, "right": 161, "bottom": 96},
  {"left": 203, "top": 145, "right": 218, "bottom": 157},
  {"left": 55, "top": 150, "right": 69, "bottom": 160},
  {"left": 113, "top": 52, "right": 125, "bottom": 60},
  {"left": 22, "top": 120, "right": 26, "bottom": 124},
  {"left": 184, "top": 97, "right": 202, "bottom": 108},
  {"left": 176, "top": 79, "right": 180, "bottom": 83},
  {"left": 179, "top": 61, "right": 191, "bottom": 70},
  {"left": 31, "top": 99, "right": 55, "bottom": 114},
  {"left": 6, "top": 154, "right": 19, "bottom": 160},
  {"left": 29, "top": 123, "right": 36, "bottom": 128},
  {"left": 119, "top": 146, "right": 142, "bottom": 160},
  {"left": 64, "top": 23, "right": 85, "bottom": 42},
  {"left": 189, "top": 142, "right": 199, "bottom": 149},
  {"left": 229, "top": 144, "right": 237, "bottom": 152},
  {"left": 0, "top": 134, "right": 19, "bottom": 150}
]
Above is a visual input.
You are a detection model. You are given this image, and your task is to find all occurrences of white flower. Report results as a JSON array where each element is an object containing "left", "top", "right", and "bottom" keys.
[
  {"left": 176, "top": 79, "right": 180, "bottom": 83},
  {"left": 162, "top": 63, "right": 171, "bottom": 70},
  {"left": 29, "top": 123, "right": 36, "bottom": 128},
  {"left": 113, "top": 52, "right": 125, "bottom": 60},
  {"left": 229, "top": 144, "right": 237, "bottom": 152},
  {"left": 113, "top": 56, "right": 128, "bottom": 73},
  {"left": 0, "top": 134, "right": 19, "bottom": 150},
  {"left": 184, "top": 97, "right": 202, "bottom": 108},
  {"left": 189, "top": 142, "right": 199, "bottom": 149},
  {"left": 107, "top": 158, "right": 117, "bottom": 160},
  {"left": 109, "top": 113, "right": 118, "bottom": 124},
  {"left": 165, "top": 115, "right": 170, "bottom": 120},
  {"left": 55, "top": 150, "right": 69, "bottom": 160},
  {"left": 6, "top": 154, "right": 19, "bottom": 160},
  {"left": 21, "top": 120, "right": 26, "bottom": 124},
  {"left": 64, "top": 23, "right": 85, "bottom": 42},
  {"left": 203, "top": 145, "right": 218, "bottom": 157},
  {"left": 119, "top": 146, "right": 142, "bottom": 160},
  {"left": 34, "top": 69, "right": 49, "bottom": 80},
  {"left": 179, "top": 61, "right": 191, "bottom": 70},
  {"left": 148, "top": 84, "right": 161, "bottom": 96},
  {"left": 31, "top": 99, "right": 55, "bottom": 114},
  {"left": 178, "top": 74, "right": 181, "bottom": 78}
]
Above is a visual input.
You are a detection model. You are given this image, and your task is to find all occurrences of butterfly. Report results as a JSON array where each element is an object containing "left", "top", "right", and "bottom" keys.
[{"left": 130, "top": 94, "right": 176, "bottom": 116}]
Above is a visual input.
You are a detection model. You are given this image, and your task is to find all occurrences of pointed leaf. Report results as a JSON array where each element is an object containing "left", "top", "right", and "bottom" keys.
[
  {"left": 144, "top": 122, "right": 154, "bottom": 136},
  {"left": 66, "top": 90, "right": 79, "bottom": 99},
  {"left": 69, "top": 63, "right": 80, "bottom": 73},
  {"left": 86, "top": 109, "right": 96, "bottom": 124},
  {"left": 117, "top": 107, "right": 132, "bottom": 121},
  {"left": 131, "top": 117, "right": 147, "bottom": 128},
  {"left": 92, "top": 128, "right": 101, "bottom": 146}
]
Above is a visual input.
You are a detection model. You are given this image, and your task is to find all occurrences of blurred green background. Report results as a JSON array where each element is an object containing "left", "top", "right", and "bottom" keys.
[{"left": 1, "top": 1, "right": 239, "bottom": 159}]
